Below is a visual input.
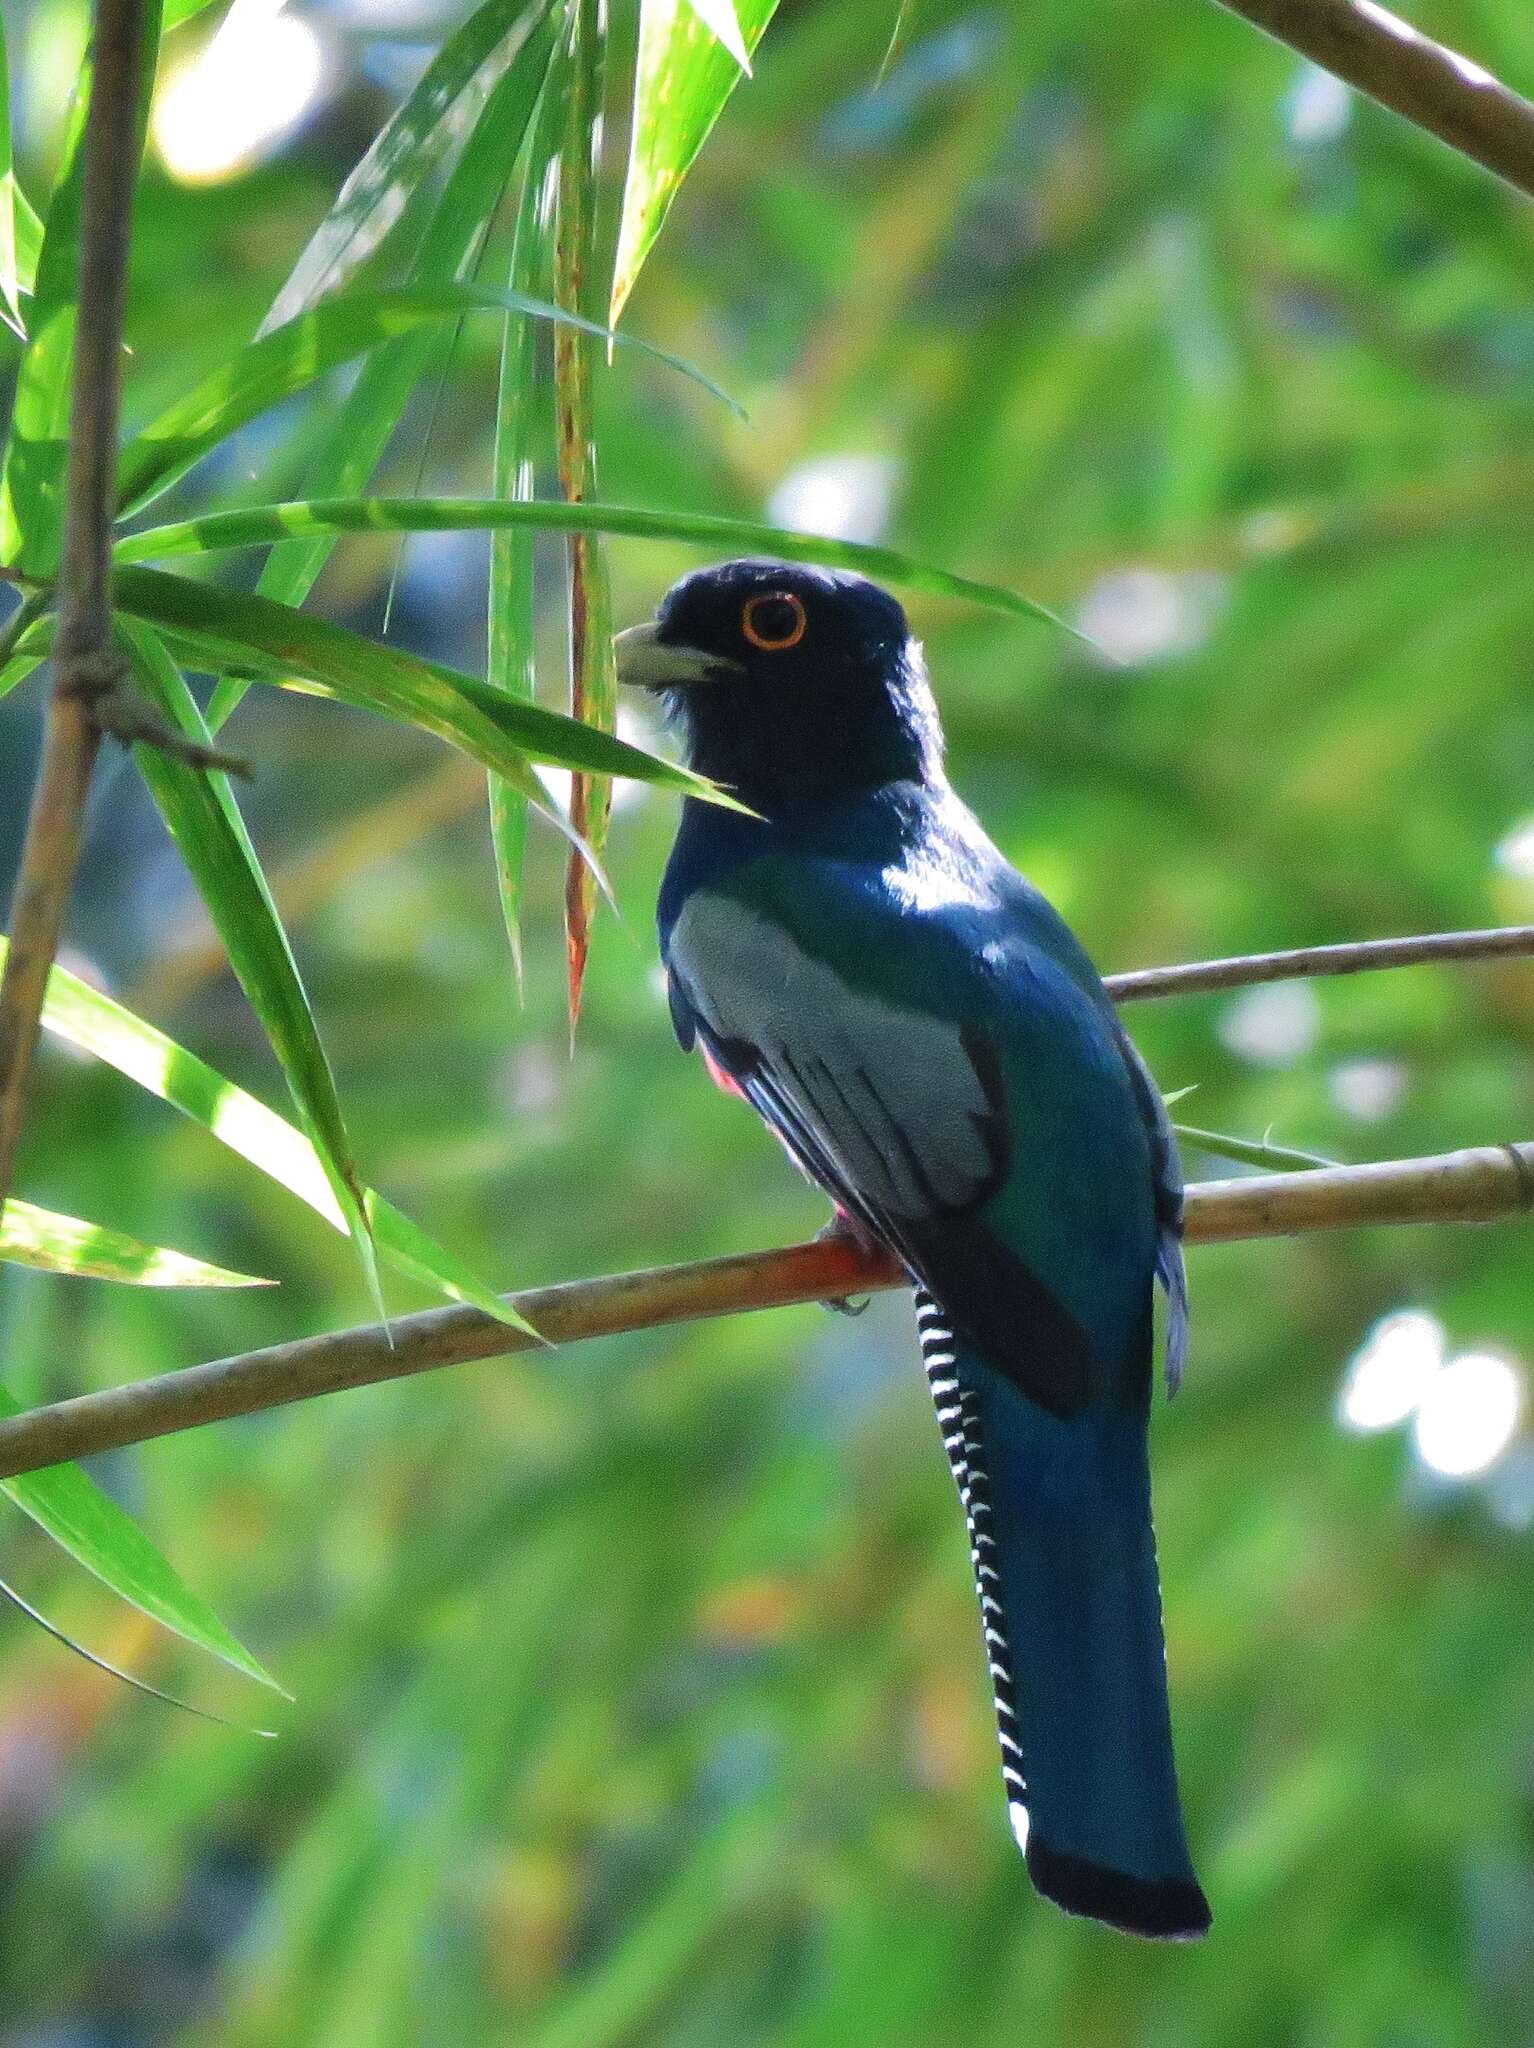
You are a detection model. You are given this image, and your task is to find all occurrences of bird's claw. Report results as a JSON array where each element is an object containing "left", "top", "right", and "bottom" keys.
[{"left": 814, "top": 1216, "right": 872, "bottom": 1317}]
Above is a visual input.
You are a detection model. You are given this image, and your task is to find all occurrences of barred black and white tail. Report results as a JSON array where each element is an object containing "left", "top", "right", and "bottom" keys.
[
  {"left": 912, "top": 1288, "right": 1211, "bottom": 1940},
  {"left": 915, "top": 1288, "right": 1030, "bottom": 1851}
]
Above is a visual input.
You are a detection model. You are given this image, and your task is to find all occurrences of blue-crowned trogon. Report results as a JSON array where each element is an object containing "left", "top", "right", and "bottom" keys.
[{"left": 616, "top": 560, "right": 1209, "bottom": 1940}]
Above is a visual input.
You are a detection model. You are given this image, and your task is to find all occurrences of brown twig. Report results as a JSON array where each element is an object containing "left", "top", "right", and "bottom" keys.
[
  {"left": 1214, "top": 0, "right": 1534, "bottom": 199},
  {"left": 0, "top": 1141, "right": 1528, "bottom": 1479},
  {"left": 0, "top": 0, "right": 149, "bottom": 1221},
  {"left": 1105, "top": 924, "right": 1534, "bottom": 1001}
]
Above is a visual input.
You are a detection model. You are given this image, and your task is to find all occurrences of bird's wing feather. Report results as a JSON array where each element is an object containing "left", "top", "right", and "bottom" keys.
[{"left": 667, "top": 884, "right": 1111, "bottom": 1417}]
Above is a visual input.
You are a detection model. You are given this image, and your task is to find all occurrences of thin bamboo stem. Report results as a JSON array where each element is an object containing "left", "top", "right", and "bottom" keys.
[
  {"left": 0, "top": 0, "right": 149, "bottom": 1220},
  {"left": 1214, "top": 0, "right": 1534, "bottom": 200},
  {"left": 1105, "top": 925, "right": 1534, "bottom": 1001},
  {"left": 0, "top": 1141, "right": 1527, "bottom": 1480}
]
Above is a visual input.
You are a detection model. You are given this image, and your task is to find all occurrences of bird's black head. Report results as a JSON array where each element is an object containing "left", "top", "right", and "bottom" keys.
[{"left": 615, "top": 559, "right": 943, "bottom": 814}]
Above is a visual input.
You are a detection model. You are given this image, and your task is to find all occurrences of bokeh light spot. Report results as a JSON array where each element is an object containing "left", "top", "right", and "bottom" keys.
[
  {"left": 1338, "top": 1310, "right": 1445, "bottom": 1432},
  {"left": 767, "top": 455, "right": 896, "bottom": 545},
  {"left": 1413, "top": 1352, "right": 1523, "bottom": 1480},
  {"left": 1218, "top": 982, "right": 1320, "bottom": 1067},
  {"left": 154, "top": 0, "right": 326, "bottom": 186}
]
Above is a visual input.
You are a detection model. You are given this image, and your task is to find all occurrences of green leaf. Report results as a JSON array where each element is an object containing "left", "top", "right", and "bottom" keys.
[
  {"left": 208, "top": 1, "right": 562, "bottom": 733},
  {"left": 0, "top": 15, "right": 24, "bottom": 335},
  {"left": 611, "top": 0, "right": 778, "bottom": 321},
  {"left": 265, "top": 0, "right": 557, "bottom": 328},
  {"left": 0, "top": 644, "right": 45, "bottom": 702},
  {"left": 554, "top": 0, "right": 618, "bottom": 1023},
  {"left": 683, "top": 0, "right": 752, "bottom": 69},
  {"left": 0, "top": 0, "right": 162, "bottom": 573},
  {"left": 3, "top": 935, "right": 528, "bottom": 1329},
  {"left": 0, "top": 593, "right": 51, "bottom": 700},
  {"left": 489, "top": 69, "right": 565, "bottom": 984},
  {"left": 0, "top": 1196, "right": 271, "bottom": 1287},
  {"left": 116, "top": 495, "right": 1059, "bottom": 624},
  {"left": 117, "top": 622, "right": 385, "bottom": 1321},
  {"left": 117, "top": 281, "right": 740, "bottom": 521},
  {"left": 111, "top": 564, "right": 741, "bottom": 800},
  {"left": 162, "top": 0, "right": 224, "bottom": 29},
  {"left": 0, "top": 1383, "right": 283, "bottom": 1693},
  {"left": 0, "top": 1573, "right": 276, "bottom": 1732},
  {"left": 1172, "top": 1124, "right": 1337, "bottom": 1174},
  {"left": 11, "top": 177, "right": 40, "bottom": 301}
]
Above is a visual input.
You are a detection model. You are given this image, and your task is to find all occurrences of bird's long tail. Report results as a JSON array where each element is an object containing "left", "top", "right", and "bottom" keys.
[{"left": 914, "top": 1290, "right": 1209, "bottom": 1940}]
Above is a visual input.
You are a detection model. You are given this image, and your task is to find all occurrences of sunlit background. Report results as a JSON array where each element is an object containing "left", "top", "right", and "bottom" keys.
[{"left": 1, "top": 0, "right": 1532, "bottom": 2041}]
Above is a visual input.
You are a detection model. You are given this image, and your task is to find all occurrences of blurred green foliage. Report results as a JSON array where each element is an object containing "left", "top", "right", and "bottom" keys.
[{"left": 0, "top": 0, "right": 1532, "bottom": 2042}]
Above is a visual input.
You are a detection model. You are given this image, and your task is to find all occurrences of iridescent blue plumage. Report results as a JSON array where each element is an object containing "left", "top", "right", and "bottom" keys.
[{"left": 618, "top": 560, "right": 1209, "bottom": 1939}]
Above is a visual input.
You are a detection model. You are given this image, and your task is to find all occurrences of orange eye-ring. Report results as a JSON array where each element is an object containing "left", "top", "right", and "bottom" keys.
[{"left": 741, "top": 590, "right": 808, "bottom": 652}]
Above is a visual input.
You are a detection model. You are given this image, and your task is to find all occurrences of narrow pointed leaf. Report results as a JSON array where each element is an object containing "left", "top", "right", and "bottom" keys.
[
  {"left": 11, "top": 178, "right": 40, "bottom": 300},
  {"left": 209, "top": 2, "right": 561, "bottom": 732},
  {"left": 162, "top": 0, "right": 223, "bottom": 29},
  {"left": 684, "top": 0, "right": 752, "bottom": 69},
  {"left": 264, "top": 0, "right": 556, "bottom": 330},
  {"left": 554, "top": 0, "right": 617, "bottom": 1025},
  {"left": 116, "top": 495, "right": 1059, "bottom": 625},
  {"left": 0, "top": 1387, "right": 283, "bottom": 1692},
  {"left": 0, "top": 1574, "right": 277, "bottom": 1732},
  {"left": 0, "top": 646, "right": 45, "bottom": 701},
  {"left": 117, "top": 281, "right": 738, "bottom": 521},
  {"left": 0, "top": 935, "right": 530, "bottom": 1329},
  {"left": 118, "top": 622, "right": 385, "bottom": 1320},
  {"left": 611, "top": 0, "right": 778, "bottom": 322},
  {"left": 0, "top": 0, "right": 162, "bottom": 573},
  {"left": 1172, "top": 1124, "right": 1336, "bottom": 1173},
  {"left": 0, "top": 17, "right": 24, "bottom": 334},
  {"left": 0, "top": 599, "right": 51, "bottom": 701},
  {"left": 111, "top": 564, "right": 742, "bottom": 800},
  {"left": 0, "top": 1196, "right": 271, "bottom": 1286},
  {"left": 489, "top": 74, "right": 564, "bottom": 983}
]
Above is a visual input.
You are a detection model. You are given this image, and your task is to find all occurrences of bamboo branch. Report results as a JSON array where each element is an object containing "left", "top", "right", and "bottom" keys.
[
  {"left": 0, "top": 0, "right": 147, "bottom": 1217},
  {"left": 0, "top": 1141, "right": 1527, "bottom": 1480},
  {"left": 1105, "top": 924, "right": 1534, "bottom": 1001},
  {"left": 1214, "top": 0, "right": 1534, "bottom": 200}
]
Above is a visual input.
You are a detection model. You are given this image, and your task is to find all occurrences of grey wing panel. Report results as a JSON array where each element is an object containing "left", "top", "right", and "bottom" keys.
[
  {"left": 670, "top": 893, "right": 1009, "bottom": 1221},
  {"left": 670, "top": 892, "right": 1098, "bottom": 1419}
]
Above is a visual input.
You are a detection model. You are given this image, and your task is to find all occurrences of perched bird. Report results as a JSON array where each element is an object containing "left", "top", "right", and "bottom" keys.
[{"left": 616, "top": 560, "right": 1209, "bottom": 1940}]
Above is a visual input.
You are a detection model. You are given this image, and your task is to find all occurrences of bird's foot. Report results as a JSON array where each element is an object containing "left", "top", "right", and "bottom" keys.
[{"left": 814, "top": 1214, "right": 873, "bottom": 1317}]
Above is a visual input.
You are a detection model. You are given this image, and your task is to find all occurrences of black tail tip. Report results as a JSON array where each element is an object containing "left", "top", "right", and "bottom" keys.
[{"left": 1027, "top": 1837, "right": 1212, "bottom": 1941}]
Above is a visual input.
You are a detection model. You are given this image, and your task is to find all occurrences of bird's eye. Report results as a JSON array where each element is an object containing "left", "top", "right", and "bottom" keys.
[{"left": 741, "top": 591, "right": 807, "bottom": 652}]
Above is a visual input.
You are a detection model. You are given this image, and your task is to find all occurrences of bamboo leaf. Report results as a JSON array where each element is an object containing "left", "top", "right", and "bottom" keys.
[
  {"left": 0, "top": 597, "right": 51, "bottom": 701},
  {"left": 611, "top": 0, "right": 778, "bottom": 322},
  {"left": 0, "top": 1196, "right": 271, "bottom": 1287},
  {"left": 0, "top": 1386, "right": 283, "bottom": 1693},
  {"left": 264, "top": 0, "right": 557, "bottom": 329},
  {"left": 0, "top": 16, "right": 24, "bottom": 335},
  {"left": 208, "top": 2, "right": 562, "bottom": 732},
  {"left": 162, "top": 0, "right": 224, "bottom": 29},
  {"left": 489, "top": 72, "right": 565, "bottom": 984},
  {"left": 2, "top": 935, "right": 529, "bottom": 1329},
  {"left": 0, "top": 1573, "right": 275, "bottom": 1731},
  {"left": 683, "top": 0, "right": 752, "bottom": 70},
  {"left": 116, "top": 496, "right": 1058, "bottom": 623},
  {"left": 0, "top": 0, "right": 162, "bottom": 573},
  {"left": 111, "top": 564, "right": 742, "bottom": 800},
  {"left": 118, "top": 622, "right": 385, "bottom": 1321},
  {"left": 554, "top": 0, "right": 616, "bottom": 1025},
  {"left": 1172, "top": 1123, "right": 1337, "bottom": 1174},
  {"left": 11, "top": 177, "right": 40, "bottom": 301},
  {"left": 116, "top": 281, "right": 739, "bottom": 521},
  {"left": 0, "top": 645, "right": 45, "bottom": 701}
]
